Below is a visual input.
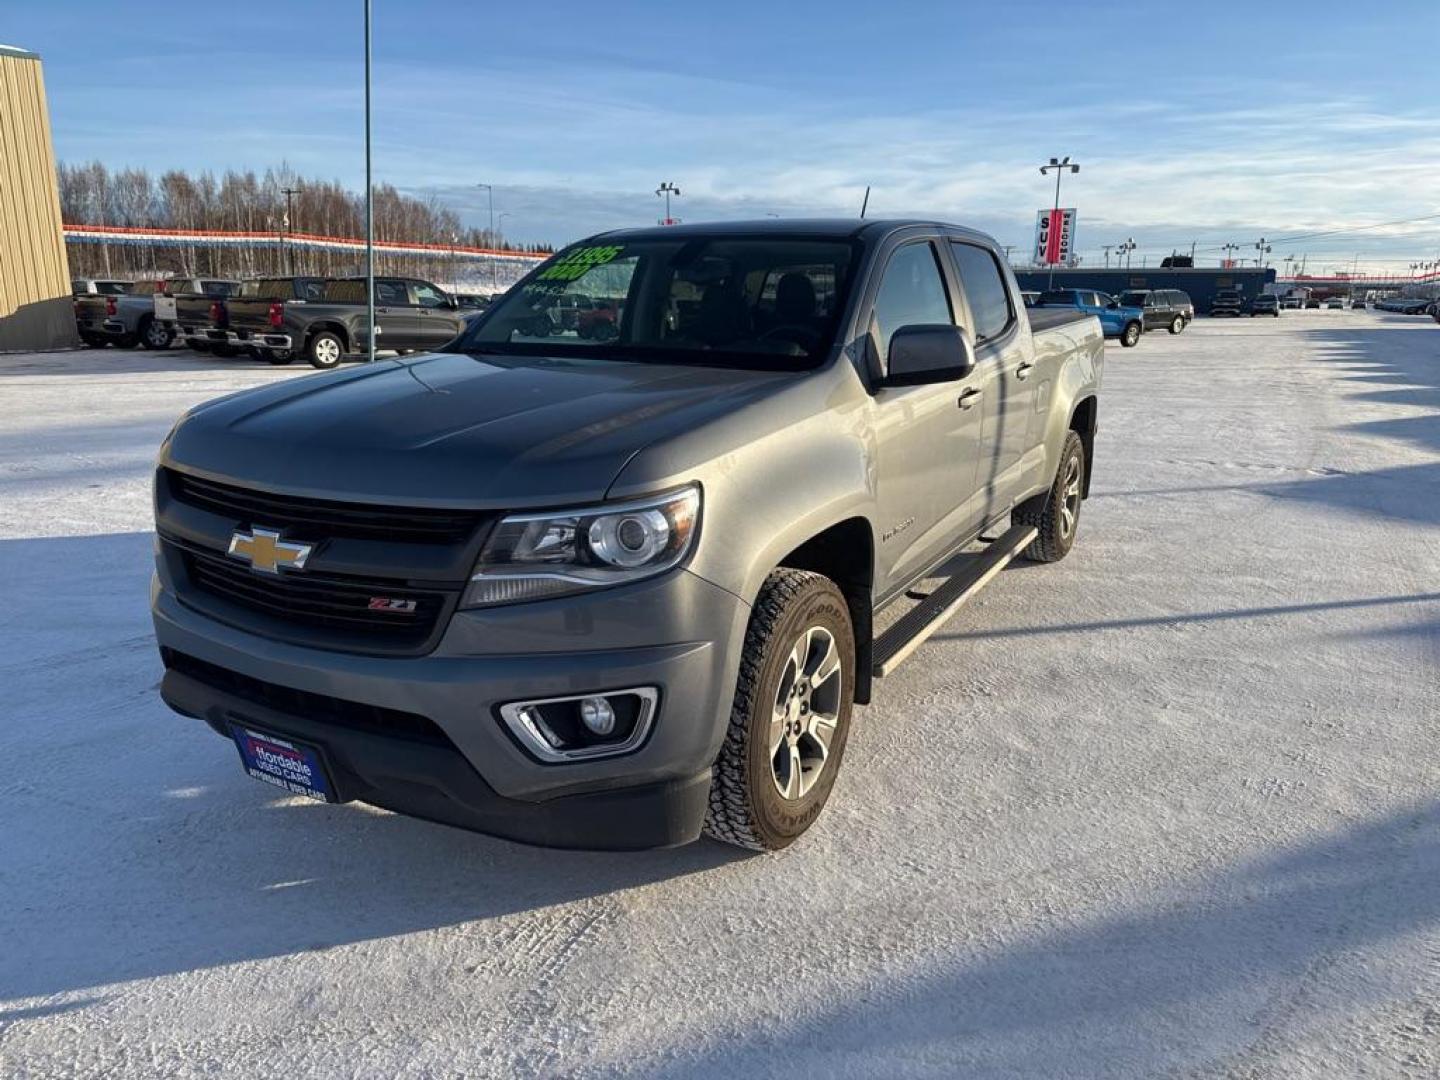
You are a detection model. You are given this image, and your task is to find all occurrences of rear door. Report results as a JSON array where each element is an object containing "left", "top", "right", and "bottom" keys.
[
  {"left": 373, "top": 278, "right": 417, "bottom": 347},
  {"left": 408, "top": 280, "right": 464, "bottom": 349},
  {"left": 947, "top": 239, "right": 1035, "bottom": 524}
]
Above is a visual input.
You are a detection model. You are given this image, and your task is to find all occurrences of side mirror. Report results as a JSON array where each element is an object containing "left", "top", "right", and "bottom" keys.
[
  {"left": 445, "top": 296, "right": 459, "bottom": 310},
  {"left": 884, "top": 324, "right": 976, "bottom": 386}
]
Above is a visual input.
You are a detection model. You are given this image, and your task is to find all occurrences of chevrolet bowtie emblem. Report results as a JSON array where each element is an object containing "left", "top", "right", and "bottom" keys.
[{"left": 227, "top": 527, "right": 313, "bottom": 574}]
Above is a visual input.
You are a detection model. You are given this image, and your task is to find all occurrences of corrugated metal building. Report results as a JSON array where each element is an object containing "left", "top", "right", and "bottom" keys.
[
  {"left": 1014, "top": 267, "right": 1277, "bottom": 312},
  {"left": 0, "top": 43, "right": 76, "bottom": 351}
]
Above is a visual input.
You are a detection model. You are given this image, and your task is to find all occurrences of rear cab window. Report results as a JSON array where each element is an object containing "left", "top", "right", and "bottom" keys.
[{"left": 948, "top": 241, "right": 1014, "bottom": 343}]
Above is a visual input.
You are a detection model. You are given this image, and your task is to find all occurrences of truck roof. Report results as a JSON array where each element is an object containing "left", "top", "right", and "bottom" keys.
[{"left": 590, "top": 218, "right": 961, "bottom": 244}]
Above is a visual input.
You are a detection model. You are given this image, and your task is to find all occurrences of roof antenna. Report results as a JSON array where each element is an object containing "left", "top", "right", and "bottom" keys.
[{"left": 860, "top": 186, "right": 871, "bottom": 219}]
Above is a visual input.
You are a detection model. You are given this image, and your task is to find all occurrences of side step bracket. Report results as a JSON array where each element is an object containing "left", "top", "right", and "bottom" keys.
[{"left": 871, "top": 524, "right": 1036, "bottom": 678}]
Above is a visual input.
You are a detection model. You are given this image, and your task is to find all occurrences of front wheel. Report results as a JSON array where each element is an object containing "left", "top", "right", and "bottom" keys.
[
  {"left": 1120, "top": 321, "right": 1141, "bottom": 347},
  {"left": 306, "top": 331, "right": 344, "bottom": 369},
  {"left": 1169, "top": 315, "right": 1184, "bottom": 334},
  {"left": 704, "top": 569, "right": 855, "bottom": 852},
  {"left": 1013, "top": 430, "right": 1085, "bottom": 563}
]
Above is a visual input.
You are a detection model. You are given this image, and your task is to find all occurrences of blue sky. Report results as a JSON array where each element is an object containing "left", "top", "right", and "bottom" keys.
[{"left": 10, "top": 1, "right": 1440, "bottom": 272}]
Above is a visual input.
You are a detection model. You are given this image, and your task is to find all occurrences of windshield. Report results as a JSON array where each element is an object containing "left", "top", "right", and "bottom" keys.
[
  {"left": 1118, "top": 291, "right": 1147, "bottom": 306},
  {"left": 452, "top": 236, "right": 858, "bottom": 369}
]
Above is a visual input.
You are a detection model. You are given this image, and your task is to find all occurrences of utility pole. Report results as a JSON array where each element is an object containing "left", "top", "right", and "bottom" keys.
[
  {"left": 281, "top": 186, "right": 303, "bottom": 274},
  {"left": 1038, "top": 156, "right": 1080, "bottom": 288},
  {"left": 656, "top": 181, "right": 681, "bottom": 225}
]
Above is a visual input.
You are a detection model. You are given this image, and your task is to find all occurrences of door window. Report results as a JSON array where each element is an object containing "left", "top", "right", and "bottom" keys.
[
  {"left": 871, "top": 242, "right": 952, "bottom": 358},
  {"left": 411, "top": 282, "right": 449, "bottom": 308},
  {"left": 949, "top": 242, "right": 1015, "bottom": 343},
  {"left": 375, "top": 280, "right": 406, "bottom": 305}
]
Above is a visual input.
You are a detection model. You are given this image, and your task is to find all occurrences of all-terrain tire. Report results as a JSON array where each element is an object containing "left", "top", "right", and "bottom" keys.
[
  {"left": 1169, "top": 315, "right": 1184, "bottom": 334},
  {"left": 703, "top": 569, "right": 855, "bottom": 852},
  {"left": 1013, "top": 430, "right": 1086, "bottom": 563},
  {"left": 1121, "top": 321, "right": 1141, "bottom": 347}
]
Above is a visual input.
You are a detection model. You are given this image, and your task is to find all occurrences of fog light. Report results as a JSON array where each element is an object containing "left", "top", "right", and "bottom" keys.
[
  {"left": 579, "top": 696, "right": 616, "bottom": 736},
  {"left": 497, "top": 687, "right": 658, "bottom": 763}
]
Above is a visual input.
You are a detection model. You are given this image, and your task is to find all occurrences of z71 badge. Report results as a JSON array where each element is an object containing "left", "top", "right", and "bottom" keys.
[{"left": 368, "top": 597, "right": 418, "bottom": 613}]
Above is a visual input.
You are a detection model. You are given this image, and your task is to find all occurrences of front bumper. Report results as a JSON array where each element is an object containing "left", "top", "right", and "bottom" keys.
[{"left": 151, "top": 567, "right": 751, "bottom": 849}]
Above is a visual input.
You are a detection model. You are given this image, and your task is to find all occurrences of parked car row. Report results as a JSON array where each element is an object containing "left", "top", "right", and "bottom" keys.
[
  {"left": 1028, "top": 287, "right": 1192, "bottom": 348},
  {"left": 73, "top": 275, "right": 490, "bottom": 368}
]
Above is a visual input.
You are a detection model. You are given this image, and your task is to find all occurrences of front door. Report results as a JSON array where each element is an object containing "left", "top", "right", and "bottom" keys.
[
  {"left": 866, "top": 240, "right": 985, "bottom": 593},
  {"left": 408, "top": 280, "right": 464, "bottom": 349}
]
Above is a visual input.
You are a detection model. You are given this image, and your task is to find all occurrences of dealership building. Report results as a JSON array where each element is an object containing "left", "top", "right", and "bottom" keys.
[
  {"left": 0, "top": 43, "right": 76, "bottom": 351},
  {"left": 1014, "top": 267, "right": 1277, "bottom": 311}
]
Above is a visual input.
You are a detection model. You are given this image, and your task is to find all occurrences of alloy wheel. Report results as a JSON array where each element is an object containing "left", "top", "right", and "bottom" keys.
[{"left": 769, "top": 625, "right": 844, "bottom": 800}]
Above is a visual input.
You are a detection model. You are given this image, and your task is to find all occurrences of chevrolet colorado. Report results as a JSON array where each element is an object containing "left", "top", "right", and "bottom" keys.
[{"left": 153, "top": 219, "right": 1104, "bottom": 851}]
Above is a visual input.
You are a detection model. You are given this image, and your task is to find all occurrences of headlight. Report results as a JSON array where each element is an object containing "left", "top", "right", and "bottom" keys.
[{"left": 461, "top": 484, "right": 700, "bottom": 608}]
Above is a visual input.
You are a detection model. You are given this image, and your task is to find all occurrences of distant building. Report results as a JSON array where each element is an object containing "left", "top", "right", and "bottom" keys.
[
  {"left": 1014, "top": 266, "right": 1277, "bottom": 312},
  {"left": 0, "top": 44, "right": 76, "bottom": 351}
]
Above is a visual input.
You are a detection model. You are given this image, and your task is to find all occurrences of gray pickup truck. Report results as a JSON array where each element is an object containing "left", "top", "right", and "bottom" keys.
[
  {"left": 153, "top": 219, "right": 1103, "bottom": 851},
  {"left": 74, "top": 276, "right": 238, "bottom": 349},
  {"left": 225, "top": 275, "right": 467, "bottom": 368}
]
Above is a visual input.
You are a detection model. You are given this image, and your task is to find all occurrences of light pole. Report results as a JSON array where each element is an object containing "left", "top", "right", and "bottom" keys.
[
  {"left": 1102, "top": 244, "right": 1113, "bottom": 268},
  {"left": 1117, "top": 238, "right": 1136, "bottom": 270},
  {"left": 1222, "top": 242, "right": 1241, "bottom": 267},
  {"left": 1254, "top": 238, "right": 1271, "bottom": 268},
  {"left": 1039, "top": 156, "right": 1079, "bottom": 287},
  {"left": 656, "top": 182, "right": 681, "bottom": 225},
  {"left": 496, "top": 211, "right": 511, "bottom": 242},
  {"left": 363, "top": 0, "right": 374, "bottom": 362},
  {"left": 476, "top": 184, "right": 496, "bottom": 287},
  {"left": 281, "top": 185, "right": 303, "bottom": 274}
]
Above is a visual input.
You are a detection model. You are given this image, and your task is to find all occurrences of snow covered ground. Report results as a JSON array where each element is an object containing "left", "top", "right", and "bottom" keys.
[{"left": 1, "top": 313, "right": 1437, "bottom": 1078}]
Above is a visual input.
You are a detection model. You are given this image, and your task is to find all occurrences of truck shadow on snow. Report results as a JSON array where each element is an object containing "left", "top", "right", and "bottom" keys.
[{"left": 1090, "top": 325, "right": 1440, "bottom": 527}]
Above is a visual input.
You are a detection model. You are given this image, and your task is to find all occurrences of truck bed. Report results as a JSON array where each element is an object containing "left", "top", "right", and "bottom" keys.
[{"left": 1027, "top": 307, "right": 1093, "bottom": 333}]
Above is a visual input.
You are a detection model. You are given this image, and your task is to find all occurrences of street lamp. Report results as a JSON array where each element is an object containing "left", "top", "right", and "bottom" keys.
[
  {"left": 1254, "top": 238, "right": 1271, "bottom": 268},
  {"left": 281, "top": 185, "right": 303, "bottom": 274},
  {"left": 1222, "top": 242, "right": 1241, "bottom": 267},
  {"left": 363, "top": 0, "right": 374, "bottom": 361},
  {"left": 1039, "top": 156, "right": 1080, "bottom": 287},
  {"left": 1116, "top": 238, "right": 1136, "bottom": 270},
  {"left": 477, "top": 183, "right": 497, "bottom": 287},
  {"left": 656, "top": 181, "right": 681, "bottom": 225}
]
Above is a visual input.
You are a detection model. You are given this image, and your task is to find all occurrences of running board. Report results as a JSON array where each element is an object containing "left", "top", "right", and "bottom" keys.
[{"left": 871, "top": 524, "right": 1036, "bottom": 678}]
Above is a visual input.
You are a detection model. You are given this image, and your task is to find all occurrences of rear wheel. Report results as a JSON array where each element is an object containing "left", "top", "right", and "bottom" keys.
[
  {"left": 306, "top": 331, "right": 344, "bottom": 369},
  {"left": 1014, "top": 430, "right": 1085, "bottom": 563},
  {"left": 139, "top": 317, "right": 173, "bottom": 350},
  {"left": 1121, "top": 321, "right": 1141, "bottom": 347},
  {"left": 1169, "top": 315, "right": 1184, "bottom": 334},
  {"left": 704, "top": 569, "right": 855, "bottom": 851},
  {"left": 264, "top": 348, "right": 297, "bottom": 366}
]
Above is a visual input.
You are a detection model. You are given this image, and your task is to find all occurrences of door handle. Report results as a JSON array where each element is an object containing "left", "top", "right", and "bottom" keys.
[
  {"left": 1015, "top": 362, "right": 1035, "bottom": 380},
  {"left": 957, "top": 388, "right": 982, "bottom": 410}
]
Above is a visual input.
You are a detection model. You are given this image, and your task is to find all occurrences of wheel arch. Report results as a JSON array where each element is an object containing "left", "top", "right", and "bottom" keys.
[
  {"left": 306, "top": 321, "right": 350, "bottom": 351},
  {"left": 774, "top": 516, "right": 875, "bottom": 704}
]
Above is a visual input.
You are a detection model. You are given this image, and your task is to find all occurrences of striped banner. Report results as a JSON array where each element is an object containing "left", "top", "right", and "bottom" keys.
[{"left": 63, "top": 223, "right": 548, "bottom": 265}]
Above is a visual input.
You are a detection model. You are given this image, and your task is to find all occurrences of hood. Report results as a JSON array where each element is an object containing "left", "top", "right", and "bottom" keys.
[{"left": 164, "top": 351, "right": 796, "bottom": 507}]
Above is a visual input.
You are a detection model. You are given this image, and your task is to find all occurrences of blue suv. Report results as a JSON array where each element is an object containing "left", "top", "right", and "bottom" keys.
[{"left": 1037, "top": 289, "right": 1145, "bottom": 347}]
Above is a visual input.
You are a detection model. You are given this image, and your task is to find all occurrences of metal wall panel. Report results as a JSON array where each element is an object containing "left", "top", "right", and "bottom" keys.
[{"left": 0, "top": 46, "right": 76, "bottom": 351}]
